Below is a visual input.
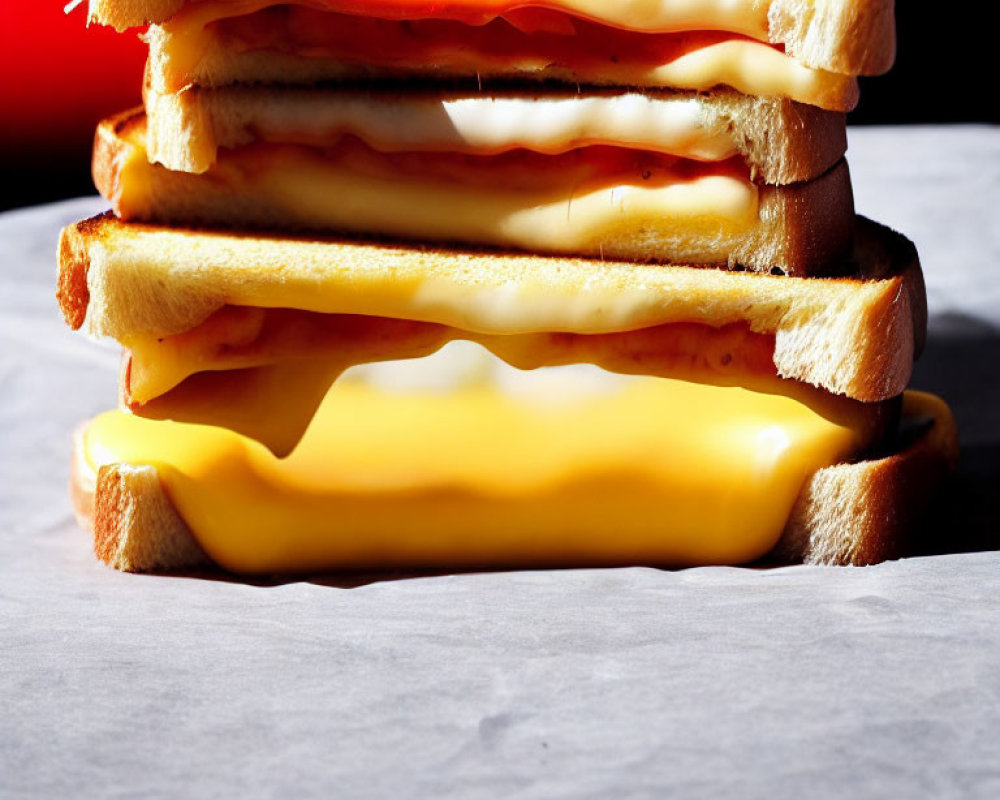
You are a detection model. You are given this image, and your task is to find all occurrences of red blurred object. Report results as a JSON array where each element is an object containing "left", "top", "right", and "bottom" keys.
[{"left": 0, "top": 3, "right": 146, "bottom": 151}]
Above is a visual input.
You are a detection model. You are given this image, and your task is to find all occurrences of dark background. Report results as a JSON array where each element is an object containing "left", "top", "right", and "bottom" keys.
[{"left": 1, "top": 5, "right": 994, "bottom": 213}]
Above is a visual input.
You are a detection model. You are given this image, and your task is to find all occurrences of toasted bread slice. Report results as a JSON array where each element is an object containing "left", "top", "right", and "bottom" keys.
[
  {"left": 144, "top": 85, "right": 847, "bottom": 184},
  {"left": 57, "top": 213, "right": 925, "bottom": 403},
  {"left": 69, "top": 390, "right": 957, "bottom": 573},
  {"left": 88, "top": 0, "right": 895, "bottom": 77},
  {"left": 93, "top": 108, "right": 855, "bottom": 275}
]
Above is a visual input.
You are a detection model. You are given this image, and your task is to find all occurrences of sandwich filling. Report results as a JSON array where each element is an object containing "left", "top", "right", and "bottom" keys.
[
  {"left": 147, "top": 90, "right": 756, "bottom": 174},
  {"left": 121, "top": 305, "right": 892, "bottom": 458},
  {"left": 124, "top": 308, "right": 780, "bottom": 404},
  {"left": 105, "top": 113, "right": 762, "bottom": 263},
  {"left": 82, "top": 347, "right": 875, "bottom": 573},
  {"left": 148, "top": 2, "right": 857, "bottom": 109}
]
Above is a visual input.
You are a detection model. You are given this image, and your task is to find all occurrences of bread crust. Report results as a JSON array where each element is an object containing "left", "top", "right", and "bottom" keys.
[
  {"left": 775, "top": 392, "right": 959, "bottom": 565},
  {"left": 768, "top": 0, "right": 896, "bottom": 76},
  {"left": 69, "top": 390, "right": 956, "bottom": 573},
  {"left": 89, "top": 0, "right": 894, "bottom": 76},
  {"left": 93, "top": 107, "right": 855, "bottom": 276},
  {"left": 72, "top": 425, "right": 212, "bottom": 571}
]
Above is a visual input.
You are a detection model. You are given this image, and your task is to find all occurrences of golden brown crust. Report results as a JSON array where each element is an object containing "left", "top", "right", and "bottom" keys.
[
  {"left": 91, "top": 466, "right": 127, "bottom": 567},
  {"left": 56, "top": 227, "right": 94, "bottom": 331},
  {"left": 90, "top": 108, "right": 145, "bottom": 211},
  {"left": 70, "top": 424, "right": 213, "bottom": 572}
]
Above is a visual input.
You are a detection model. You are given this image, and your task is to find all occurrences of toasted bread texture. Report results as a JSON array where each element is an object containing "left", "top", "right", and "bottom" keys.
[
  {"left": 93, "top": 108, "right": 855, "bottom": 276},
  {"left": 58, "top": 213, "right": 924, "bottom": 403},
  {"left": 88, "top": 0, "right": 895, "bottom": 76},
  {"left": 71, "top": 430, "right": 211, "bottom": 572},
  {"left": 144, "top": 85, "right": 847, "bottom": 184},
  {"left": 68, "top": 390, "right": 956, "bottom": 573},
  {"left": 774, "top": 392, "right": 959, "bottom": 565},
  {"left": 767, "top": 0, "right": 896, "bottom": 76}
]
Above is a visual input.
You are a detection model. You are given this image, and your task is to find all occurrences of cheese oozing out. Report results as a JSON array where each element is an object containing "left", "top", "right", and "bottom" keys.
[
  {"left": 150, "top": 2, "right": 857, "bottom": 110},
  {"left": 124, "top": 307, "right": 780, "bottom": 405},
  {"left": 122, "top": 307, "right": 796, "bottom": 456},
  {"left": 111, "top": 117, "right": 760, "bottom": 263},
  {"left": 83, "top": 346, "right": 874, "bottom": 574},
  {"left": 120, "top": 306, "right": 884, "bottom": 463}
]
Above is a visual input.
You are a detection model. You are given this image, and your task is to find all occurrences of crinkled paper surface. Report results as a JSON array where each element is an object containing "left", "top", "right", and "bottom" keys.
[{"left": 2, "top": 128, "right": 999, "bottom": 799}]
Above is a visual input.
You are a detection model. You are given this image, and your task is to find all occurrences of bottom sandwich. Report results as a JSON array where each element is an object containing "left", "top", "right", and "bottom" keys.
[
  {"left": 60, "top": 214, "right": 956, "bottom": 574},
  {"left": 70, "top": 349, "right": 957, "bottom": 575}
]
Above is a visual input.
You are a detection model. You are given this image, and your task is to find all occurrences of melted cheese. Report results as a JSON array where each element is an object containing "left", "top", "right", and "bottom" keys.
[
  {"left": 125, "top": 309, "right": 779, "bottom": 405},
  {"left": 123, "top": 308, "right": 796, "bottom": 455},
  {"left": 116, "top": 125, "right": 759, "bottom": 262},
  {"left": 127, "top": 360, "right": 348, "bottom": 458},
  {"left": 83, "top": 363, "right": 870, "bottom": 573},
  {"left": 151, "top": 3, "right": 856, "bottom": 110},
  {"left": 211, "top": 92, "right": 739, "bottom": 161},
  {"left": 126, "top": 318, "right": 877, "bottom": 459}
]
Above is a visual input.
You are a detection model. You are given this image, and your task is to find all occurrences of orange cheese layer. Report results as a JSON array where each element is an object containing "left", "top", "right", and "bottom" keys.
[
  {"left": 153, "top": 3, "right": 857, "bottom": 109},
  {"left": 83, "top": 365, "right": 871, "bottom": 573},
  {"left": 112, "top": 123, "right": 760, "bottom": 262}
]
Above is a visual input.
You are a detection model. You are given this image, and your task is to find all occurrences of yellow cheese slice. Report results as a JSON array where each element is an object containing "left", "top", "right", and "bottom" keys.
[
  {"left": 114, "top": 122, "right": 760, "bottom": 263},
  {"left": 84, "top": 359, "right": 870, "bottom": 573}
]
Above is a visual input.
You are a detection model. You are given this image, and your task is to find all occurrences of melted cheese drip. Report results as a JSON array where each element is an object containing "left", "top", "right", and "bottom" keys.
[
  {"left": 123, "top": 309, "right": 802, "bottom": 456},
  {"left": 83, "top": 363, "right": 869, "bottom": 573},
  {"left": 125, "top": 310, "right": 780, "bottom": 405}
]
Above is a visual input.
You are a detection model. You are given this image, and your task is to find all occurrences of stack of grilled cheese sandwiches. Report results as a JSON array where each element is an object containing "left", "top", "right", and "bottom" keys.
[{"left": 62, "top": 0, "right": 957, "bottom": 574}]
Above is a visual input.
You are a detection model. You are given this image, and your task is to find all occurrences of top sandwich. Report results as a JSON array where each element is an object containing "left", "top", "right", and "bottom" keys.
[
  {"left": 60, "top": 212, "right": 956, "bottom": 573},
  {"left": 86, "top": 0, "right": 897, "bottom": 273}
]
